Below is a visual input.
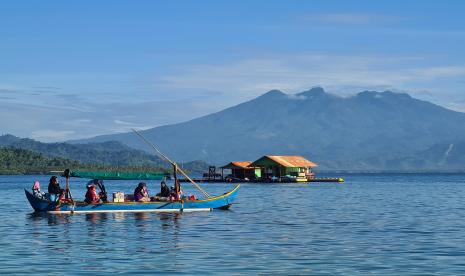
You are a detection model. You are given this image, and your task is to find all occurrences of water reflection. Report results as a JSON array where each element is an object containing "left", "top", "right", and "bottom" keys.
[
  {"left": 27, "top": 212, "right": 72, "bottom": 226},
  {"left": 113, "top": 212, "right": 126, "bottom": 222},
  {"left": 26, "top": 211, "right": 187, "bottom": 258},
  {"left": 159, "top": 213, "right": 182, "bottom": 231},
  {"left": 134, "top": 212, "right": 150, "bottom": 221},
  {"left": 9, "top": 175, "right": 465, "bottom": 274},
  {"left": 27, "top": 211, "right": 48, "bottom": 221},
  {"left": 85, "top": 213, "right": 109, "bottom": 225},
  {"left": 26, "top": 211, "right": 184, "bottom": 225}
]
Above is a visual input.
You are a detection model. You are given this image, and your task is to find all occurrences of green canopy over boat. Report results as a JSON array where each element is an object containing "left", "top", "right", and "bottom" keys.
[{"left": 69, "top": 170, "right": 170, "bottom": 180}]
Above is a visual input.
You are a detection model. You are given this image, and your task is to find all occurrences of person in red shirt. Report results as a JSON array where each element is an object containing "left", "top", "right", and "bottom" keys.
[{"left": 85, "top": 184, "right": 100, "bottom": 204}]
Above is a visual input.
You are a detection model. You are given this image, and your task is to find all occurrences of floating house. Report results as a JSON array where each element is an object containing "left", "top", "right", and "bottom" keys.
[
  {"left": 220, "top": 161, "right": 261, "bottom": 180},
  {"left": 248, "top": 155, "right": 318, "bottom": 181}
]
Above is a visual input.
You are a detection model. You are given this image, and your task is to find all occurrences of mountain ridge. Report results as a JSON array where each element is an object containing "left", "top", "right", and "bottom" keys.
[{"left": 70, "top": 87, "right": 465, "bottom": 170}]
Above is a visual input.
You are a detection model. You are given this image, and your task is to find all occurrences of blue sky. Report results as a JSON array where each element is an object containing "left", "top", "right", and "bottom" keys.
[{"left": 1, "top": 0, "right": 465, "bottom": 141}]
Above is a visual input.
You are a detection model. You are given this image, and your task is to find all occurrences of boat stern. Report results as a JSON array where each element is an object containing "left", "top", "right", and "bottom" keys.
[{"left": 24, "top": 189, "right": 57, "bottom": 212}]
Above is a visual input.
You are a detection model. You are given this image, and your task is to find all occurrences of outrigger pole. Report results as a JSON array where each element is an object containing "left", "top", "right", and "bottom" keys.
[{"left": 131, "top": 129, "right": 211, "bottom": 198}]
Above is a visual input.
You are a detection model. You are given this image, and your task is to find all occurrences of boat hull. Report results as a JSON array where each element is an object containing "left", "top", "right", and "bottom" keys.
[{"left": 25, "top": 184, "right": 240, "bottom": 214}]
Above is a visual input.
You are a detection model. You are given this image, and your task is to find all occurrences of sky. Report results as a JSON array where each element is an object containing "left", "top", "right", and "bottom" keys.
[{"left": 1, "top": 0, "right": 465, "bottom": 141}]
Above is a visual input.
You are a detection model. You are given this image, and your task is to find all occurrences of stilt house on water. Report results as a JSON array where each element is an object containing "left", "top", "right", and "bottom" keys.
[
  {"left": 248, "top": 155, "right": 318, "bottom": 182},
  {"left": 219, "top": 155, "right": 318, "bottom": 182},
  {"left": 220, "top": 161, "right": 261, "bottom": 181}
]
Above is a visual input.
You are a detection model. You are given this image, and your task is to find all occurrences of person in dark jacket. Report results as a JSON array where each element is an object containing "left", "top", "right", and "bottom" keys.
[
  {"left": 48, "top": 176, "right": 64, "bottom": 195},
  {"left": 159, "top": 181, "right": 170, "bottom": 197}
]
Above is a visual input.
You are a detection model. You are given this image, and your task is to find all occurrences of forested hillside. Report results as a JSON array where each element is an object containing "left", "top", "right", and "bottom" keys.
[
  {"left": 0, "top": 147, "right": 80, "bottom": 174},
  {"left": 0, "top": 147, "right": 170, "bottom": 175},
  {"left": 0, "top": 135, "right": 209, "bottom": 173}
]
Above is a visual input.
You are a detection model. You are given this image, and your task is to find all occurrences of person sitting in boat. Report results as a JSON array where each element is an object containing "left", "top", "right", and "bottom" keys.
[
  {"left": 134, "top": 182, "right": 150, "bottom": 202},
  {"left": 153, "top": 181, "right": 171, "bottom": 201},
  {"left": 47, "top": 176, "right": 64, "bottom": 201},
  {"left": 158, "top": 181, "right": 171, "bottom": 198},
  {"left": 32, "top": 180, "right": 46, "bottom": 199},
  {"left": 85, "top": 183, "right": 101, "bottom": 204},
  {"left": 88, "top": 179, "right": 108, "bottom": 203},
  {"left": 169, "top": 180, "right": 182, "bottom": 201}
]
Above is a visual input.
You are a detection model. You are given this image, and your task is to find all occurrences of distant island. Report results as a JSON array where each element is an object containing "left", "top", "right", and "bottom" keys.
[{"left": 0, "top": 135, "right": 209, "bottom": 175}]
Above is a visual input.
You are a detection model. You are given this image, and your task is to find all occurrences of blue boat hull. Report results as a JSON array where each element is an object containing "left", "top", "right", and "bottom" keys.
[{"left": 25, "top": 185, "right": 240, "bottom": 214}]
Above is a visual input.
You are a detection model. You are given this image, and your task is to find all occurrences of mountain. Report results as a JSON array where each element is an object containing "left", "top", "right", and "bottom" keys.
[
  {"left": 384, "top": 141, "right": 465, "bottom": 171},
  {"left": 71, "top": 87, "right": 465, "bottom": 171},
  {"left": 0, "top": 135, "right": 209, "bottom": 172}
]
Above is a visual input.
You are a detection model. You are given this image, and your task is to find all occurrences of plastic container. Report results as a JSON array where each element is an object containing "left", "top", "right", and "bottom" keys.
[{"left": 113, "top": 192, "right": 125, "bottom": 203}]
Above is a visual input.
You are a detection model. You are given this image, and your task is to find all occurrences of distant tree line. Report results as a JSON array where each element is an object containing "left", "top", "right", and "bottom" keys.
[
  {"left": 0, "top": 146, "right": 170, "bottom": 175},
  {"left": 0, "top": 135, "right": 211, "bottom": 174}
]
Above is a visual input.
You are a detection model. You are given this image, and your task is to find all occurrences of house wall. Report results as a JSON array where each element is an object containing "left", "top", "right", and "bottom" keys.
[
  {"left": 258, "top": 166, "right": 309, "bottom": 178},
  {"left": 284, "top": 167, "right": 308, "bottom": 176},
  {"left": 252, "top": 156, "right": 312, "bottom": 179},
  {"left": 254, "top": 168, "right": 261, "bottom": 178},
  {"left": 231, "top": 168, "right": 261, "bottom": 180}
]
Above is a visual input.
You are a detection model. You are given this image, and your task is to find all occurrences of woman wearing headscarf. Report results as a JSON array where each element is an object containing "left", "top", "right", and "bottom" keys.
[
  {"left": 85, "top": 184, "right": 100, "bottom": 204},
  {"left": 32, "top": 181, "right": 45, "bottom": 199},
  {"left": 160, "top": 181, "right": 170, "bottom": 198},
  {"left": 134, "top": 182, "right": 150, "bottom": 202},
  {"left": 47, "top": 176, "right": 64, "bottom": 201}
]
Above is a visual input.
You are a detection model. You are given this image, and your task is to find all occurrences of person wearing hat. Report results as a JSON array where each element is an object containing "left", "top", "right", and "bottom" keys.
[
  {"left": 32, "top": 180, "right": 46, "bottom": 199},
  {"left": 85, "top": 183, "right": 100, "bottom": 204},
  {"left": 134, "top": 182, "right": 150, "bottom": 202}
]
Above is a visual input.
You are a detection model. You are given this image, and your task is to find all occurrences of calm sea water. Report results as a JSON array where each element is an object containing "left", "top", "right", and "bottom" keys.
[{"left": 1, "top": 173, "right": 465, "bottom": 275}]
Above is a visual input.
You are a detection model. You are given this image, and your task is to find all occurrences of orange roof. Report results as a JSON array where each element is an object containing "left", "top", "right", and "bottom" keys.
[
  {"left": 221, "top": 161, "right": 254, "bottom": 169},
  {"left": 231, "top": 161, "right": 253, "bottom": 168},
  {"left": 252, "top": 155, "right": 318, "bottom": 168}
]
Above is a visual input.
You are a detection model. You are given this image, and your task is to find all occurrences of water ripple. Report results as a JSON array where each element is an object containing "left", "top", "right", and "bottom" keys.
[{"left": 1, "top": 174, "right": 465, "bottom": 274}]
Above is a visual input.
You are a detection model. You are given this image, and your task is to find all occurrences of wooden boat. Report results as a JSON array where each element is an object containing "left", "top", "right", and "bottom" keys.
[
  {"left": 24, "top": 129, "right": 240, "bottom": 214},
  {"left": 24, "top": 183, "right": 240, "bottom": 214}
]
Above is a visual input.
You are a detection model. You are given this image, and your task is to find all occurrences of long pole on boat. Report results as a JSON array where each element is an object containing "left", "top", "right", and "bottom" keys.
[
  {"left": 131, "top": 129, "right": 210, "bottom": 198},
  {"left": 63, "top": 169, "right": 74, "bottom": 203}
]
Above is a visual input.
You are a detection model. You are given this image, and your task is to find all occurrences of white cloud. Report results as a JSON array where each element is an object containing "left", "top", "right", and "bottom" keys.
[
  {"left": 150, "top": 53, "right": 465, "bottom": 114},
  {"left": 299, "top": 13, "right": 404, "bottom": 25},
  {"left": 73, "top": 119, "right": 92, "bottom": 123},
  {"left": 31, "top": 130, "right": 76, "bottom": 141},
  {"left": 114, "top": 119, "right": 136, "bottom": 125},
  {"left": 0, "top": 96, "right": 226, "bottom": 142},
  {"left": 154, "top": 53, "right": 465, "bottom": 97},
  {"left": 413, "top": 66, "right": 465, "bottom": 78},
  {"left": 286, "top": 94, "right": 307, "bottom": 100}
]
